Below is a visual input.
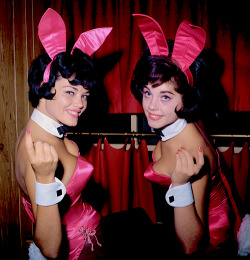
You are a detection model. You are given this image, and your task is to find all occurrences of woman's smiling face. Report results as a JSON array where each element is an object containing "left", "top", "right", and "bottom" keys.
[
  {"left": 42, "top": 75, "right": 90, "bottom": 127},
  {"left": 142, "top": 79, "right": 183, "bottom": 129}
]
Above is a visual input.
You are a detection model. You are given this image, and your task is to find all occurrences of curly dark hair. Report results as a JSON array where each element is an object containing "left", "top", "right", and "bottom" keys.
[
  {"left": 28, "top": 48, "right": 96, "bottom": 107},
  {"left": 131, "top": 41, "right": 208, "bottom": 123}
]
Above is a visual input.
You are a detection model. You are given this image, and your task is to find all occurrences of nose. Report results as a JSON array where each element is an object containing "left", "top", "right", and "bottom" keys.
[
  {"left": 148, "top": 96, "right": 159, "bottom": 111},
  {"left": 74, "top": 95, "right": 85, "bottom": 109}
]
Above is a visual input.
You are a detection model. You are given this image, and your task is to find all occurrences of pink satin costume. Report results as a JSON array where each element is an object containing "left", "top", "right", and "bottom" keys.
[
  {"left": 144, "top": 135, "right": 241, "bottom": 249},
  {"left": 23, "top": 154, "right": 101, "bottom": 260}
]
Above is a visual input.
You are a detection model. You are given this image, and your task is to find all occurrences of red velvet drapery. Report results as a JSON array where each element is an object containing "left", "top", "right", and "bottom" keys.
[
  {"left": 84, "top": 138, "right": 156, "bottom": 223},
  {"left": 47, "top": 0, "right": 250, "bottom": 113},
  {"left": 232, "top": 142, "right": 249, "bottom": 208},
  {"left": 221, "top": 142, "right": 250, "bottom": 213}
]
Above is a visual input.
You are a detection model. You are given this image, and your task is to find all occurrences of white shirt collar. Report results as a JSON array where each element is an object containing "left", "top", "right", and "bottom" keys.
[
  {"left": 30, "top": 108, "right": 64, "bottom": 138},
  {"left": 160, "top": 118, "right": 187, "bottom": 141}
]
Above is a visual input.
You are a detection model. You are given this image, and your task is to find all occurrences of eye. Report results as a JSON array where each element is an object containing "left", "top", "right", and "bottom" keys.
[
  {"left": 66, "top": 91, "right": 75, "bottom": 95},
  {"left": 143, "top": 90, "right": 151, "bottom": 97},
  {"left": 82, "top": 94, "right": 90, "bottom": 100},
  {"left": 161, "top": 95, "right": 170, "bottom": 101}
]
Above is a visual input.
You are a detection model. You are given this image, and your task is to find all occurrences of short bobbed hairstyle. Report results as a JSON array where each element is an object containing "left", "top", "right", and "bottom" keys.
[
  {"left": 131, "top": 43, "right": 207, "bottom": 123},
  {"left": 28, "top": 49, "right": 96, "bottom": 108}
]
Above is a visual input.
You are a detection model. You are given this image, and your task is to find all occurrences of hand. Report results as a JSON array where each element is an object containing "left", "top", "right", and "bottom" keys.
[
  {"left": 26, "top": 130, "right": 58, "bottom": 183},
  {"left": 171, "top": 147, "right": 204, "bottom": 187}
]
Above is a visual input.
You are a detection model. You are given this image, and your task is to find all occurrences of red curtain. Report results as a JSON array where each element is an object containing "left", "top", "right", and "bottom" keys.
[
  {"left": 84, "top": 138, "right": 156, "bottom": 223},
  {"left": 221, "top": 142, "right": 250, "bottom": 212},
  {"left": 46, "top": 0, "right": 250, "bottom": 113},
  {"left": 132, "top": 140, "right": 156, "bottom": 222},
  {"left": 232, "top": 142, "right": 249, "bottom": 209}
]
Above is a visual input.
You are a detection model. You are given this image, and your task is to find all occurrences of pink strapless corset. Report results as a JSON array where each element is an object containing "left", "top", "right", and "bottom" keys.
[
  {"left": 23, "top": 155, "right": 101, "bottom": 260},
  {"left": 144, "top": 163, "right": 171, "bottom": 187},
  {"left": 144, "top": 153, "right": 240, "bottom": 249}
]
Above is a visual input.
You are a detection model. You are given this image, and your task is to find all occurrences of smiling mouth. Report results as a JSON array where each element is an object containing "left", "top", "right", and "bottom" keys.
[
  {"left": 66, "top": 110, "right": 80, "bottom": 118},
  {"left": 148, "top": 112, "right": 163, "bottom": 121}
]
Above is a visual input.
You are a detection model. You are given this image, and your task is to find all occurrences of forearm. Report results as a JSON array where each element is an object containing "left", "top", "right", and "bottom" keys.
[
  {"left": 174, "top": 204, "right": 204, "bottom": 254},
  {"left": 34, "top": 204, "right": 62, "bottom": 259}
]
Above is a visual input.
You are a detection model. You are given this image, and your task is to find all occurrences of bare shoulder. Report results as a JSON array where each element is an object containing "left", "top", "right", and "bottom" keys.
[
  {"left": 184, "top": 123, "right": 205, "bottom": 144},
  {"left": 186, "top": 123, "right": 217, "bottom": 173},
  {"left": 15, "top": 129, "right": 31, "bottom": 193},
  {"left": 15, "top": 129, "right": 28, "bottom": 173}
]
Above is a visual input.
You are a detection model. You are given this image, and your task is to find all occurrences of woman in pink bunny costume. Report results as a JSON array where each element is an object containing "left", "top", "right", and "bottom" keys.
[
  {"left": 131, "top": 14, "right": 242, "bottom": 256},
  {"left": 15, "top": 8, "right": 112, "bottom": 259}
]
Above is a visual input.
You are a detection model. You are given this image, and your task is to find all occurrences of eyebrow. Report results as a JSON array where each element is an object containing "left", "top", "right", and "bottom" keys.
[
  {"left": 144, "top": 86, "right": 174, "bottom": 95},
  {"left": 160, "top": 90, "right": 174, "bottom": 95},
  {"left": 64, "top": 85, "right": 90, "bottom": 94}
]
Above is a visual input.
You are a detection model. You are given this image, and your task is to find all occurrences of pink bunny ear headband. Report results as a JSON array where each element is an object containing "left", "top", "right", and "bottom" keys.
[
  {"left": 38, "top": 8, "right": 112, "bottom": 83},
  {"left": 133, "top": 14, "right": 206, "bottom": 86}
]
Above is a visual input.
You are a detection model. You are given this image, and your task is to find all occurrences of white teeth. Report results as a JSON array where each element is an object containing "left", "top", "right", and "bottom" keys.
[
  {"left": 68, "top": 111, "right": 78, "bottom": 115},
  {"left": 150, "top": 114, "right": 161, "bottom": 119}
]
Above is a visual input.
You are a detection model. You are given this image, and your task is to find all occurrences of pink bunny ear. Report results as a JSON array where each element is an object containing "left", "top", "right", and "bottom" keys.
[
  {"left": 38, "top": 8, "right": 66, "bottom": 82},
  {"left": 133, "top": 14, "right": 169, "bottom": 56},
  {"left": 172, "top": 20, "right": 206, "bottom": 85},
  {"left": 38, "top": 9, "right": 112, "bottom": 83},
  {"left": 38, "top": 8, "right": 66, "bottom": 59},
  {"left": 133, "top": 14, "right": 206, "bottom": 86},
  {"left": 71, "top": 27, "right": 112, "bottom": 56}
]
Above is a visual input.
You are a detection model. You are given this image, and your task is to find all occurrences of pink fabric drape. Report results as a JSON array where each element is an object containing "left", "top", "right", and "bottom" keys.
[{"left": 84, "top": 138, "right": 156, "bottom": 223}]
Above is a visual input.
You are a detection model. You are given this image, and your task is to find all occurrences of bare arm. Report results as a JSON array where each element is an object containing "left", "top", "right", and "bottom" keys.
[
  {"left": 154, "top": 146, "right": 207, "bottom": 254},
  {"left": 171, "top": 148, "right": 207, "bottom": 254},
  {"left": 25, "top": 131, "right": 62, "bottom": 259},
  {"left": 173, "top": 175, "right": 208, "bottom": 254}
]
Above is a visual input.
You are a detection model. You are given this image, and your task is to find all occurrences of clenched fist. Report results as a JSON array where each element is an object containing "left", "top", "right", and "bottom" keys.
[
  {"left": 171, "top": 147, "right": 204, "bottom": 187},
  {"left": 26, "top": 130, "right": 58, "bottom": 183}
]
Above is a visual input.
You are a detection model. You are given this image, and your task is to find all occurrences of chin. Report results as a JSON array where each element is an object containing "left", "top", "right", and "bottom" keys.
[
  {"left": 70, "top": 122, "right": 78, "bottom": 127},
  {"left": 63, "top": 120, "right": 78, "bottom": 127},
  {"left": 147, "top": 117, "right": 177, "bottom": 130},
  {"left": 147, "top": 121, "right": 163, "bottom": 129}
]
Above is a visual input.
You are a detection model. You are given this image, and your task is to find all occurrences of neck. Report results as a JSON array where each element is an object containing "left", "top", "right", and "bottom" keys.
[
  {"left": 30, "top": 108, "right": 65, "bottom": 138},
  {"left": 160, "top": 118, "right": 187, "bottom": 141}
]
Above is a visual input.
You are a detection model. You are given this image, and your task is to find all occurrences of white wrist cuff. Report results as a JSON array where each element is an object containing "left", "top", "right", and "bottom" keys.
[
  {"left": 165, "top": 182, "right": 194, "bottom": 207},
  {"left": 35, "top": 177, "right": 66, "bottom": 206}
]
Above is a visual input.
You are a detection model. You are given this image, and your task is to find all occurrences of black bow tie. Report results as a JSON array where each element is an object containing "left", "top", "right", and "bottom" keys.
[
  {"left": 154, "top": 128, "right": 164, "bottom": 139},
  {"left": 57, "top": 125, "right": 68, "bottom": 136}
]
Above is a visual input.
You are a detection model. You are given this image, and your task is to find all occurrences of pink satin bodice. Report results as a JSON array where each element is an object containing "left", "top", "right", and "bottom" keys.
[
  {"left": 144, "top": 163, "right": 172, "bottom": 187},
  {"left": 144, "top": 150, "right": 240, "bottom": 249},
  {"left": 23, "top": 155, "right": 101, "bottom": 260}
]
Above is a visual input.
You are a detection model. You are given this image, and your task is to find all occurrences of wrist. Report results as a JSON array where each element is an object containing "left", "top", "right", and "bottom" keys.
[
  {"left": 171, "top": 181, "right": 188, "bottom": 188},
  {"left": 165, "top": 182, "right": 194, "bottom": 207},
  {"left": 36, "top": 176, "right": 55, "bottom": 184},
  {"left": 35, "top": 177, "right": 66, "bottom": 206}
]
